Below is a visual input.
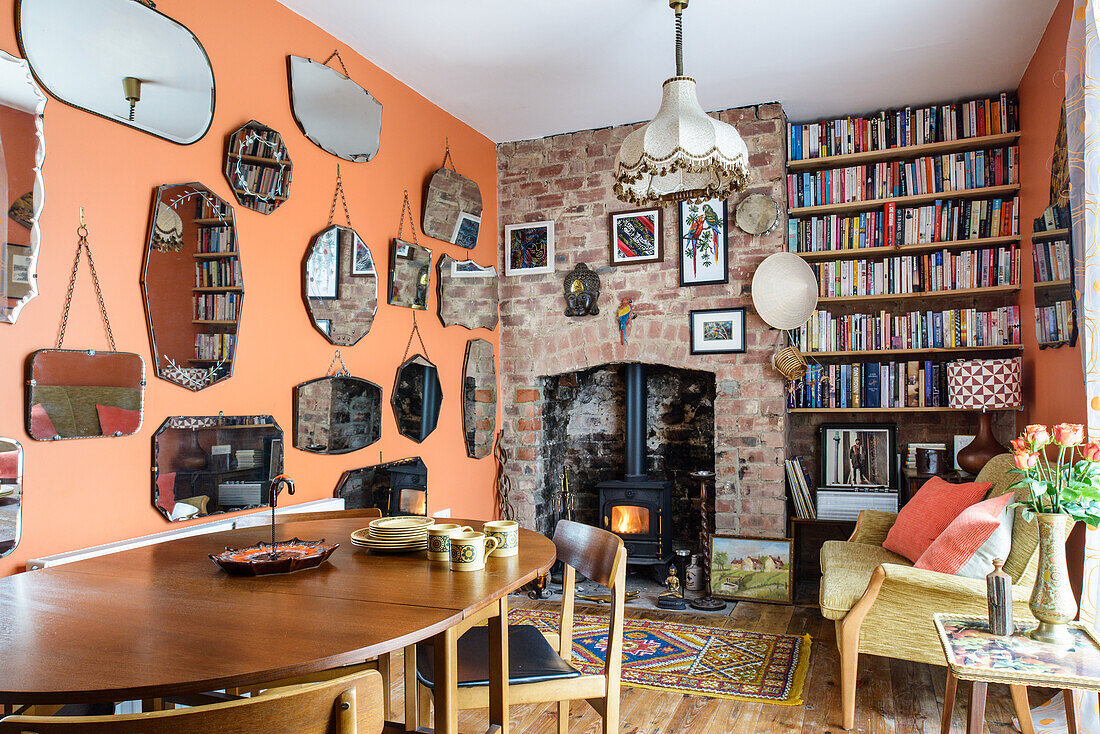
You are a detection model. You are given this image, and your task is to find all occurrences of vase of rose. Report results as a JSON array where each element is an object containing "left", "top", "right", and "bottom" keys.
[{"left": 1010, "top": 423, "right": 1100, "bottom": 644}]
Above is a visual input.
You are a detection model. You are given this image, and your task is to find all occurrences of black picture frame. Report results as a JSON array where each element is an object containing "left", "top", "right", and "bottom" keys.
[
  {"left": 689, "top": 307, "right": 746, "bottom": 354},
  {"left": 819, "top": 422, "right": 898, "bottom": 491},
  {"left": 678, "top": 198, "right": 729, "bottom": 286}
]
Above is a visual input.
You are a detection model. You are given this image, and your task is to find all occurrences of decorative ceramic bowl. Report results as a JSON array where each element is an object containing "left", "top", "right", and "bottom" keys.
[{"left": 209, "top": 538, "right": 339, "bottom": 576}]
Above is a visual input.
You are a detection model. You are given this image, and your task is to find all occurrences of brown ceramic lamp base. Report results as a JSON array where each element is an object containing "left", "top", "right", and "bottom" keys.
[{"left": 957, "top": 411, "right": 1007, "bottom": 475}]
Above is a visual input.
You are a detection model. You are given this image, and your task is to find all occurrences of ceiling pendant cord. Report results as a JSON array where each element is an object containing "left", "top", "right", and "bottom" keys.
[{"left": 674, "top": 2, "right": 684, "bottom": 76}]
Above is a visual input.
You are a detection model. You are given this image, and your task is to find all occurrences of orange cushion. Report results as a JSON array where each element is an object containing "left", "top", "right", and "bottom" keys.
[
  {"left": 914, "top": 493, "right": 1014, "bottom": 577},
  {"left": 882, "top": 476, "right": 992, "bottom": 562}
]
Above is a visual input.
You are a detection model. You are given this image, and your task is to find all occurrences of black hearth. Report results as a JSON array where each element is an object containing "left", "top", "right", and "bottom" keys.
[{"left": 598, "top": 363, "right": 673, "bottom": 567}]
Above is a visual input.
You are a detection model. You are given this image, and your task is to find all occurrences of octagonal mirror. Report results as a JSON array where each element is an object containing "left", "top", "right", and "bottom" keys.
[
  {"left": 393, "top": 355, "right": 442, "bottom": 443},
  {"left": 437, "top": 255, "right": 497, "bottom": 330},
  {"left": 422, "top": 167, "right": 482, "bottom": 248},
  {"left": 141, "top": 183, "right": 241, "bottom": 391},
  {"left": 463, "top": 339, "right": 496, "bottom": 459},
  {"left": 224, "top": 120, "right": 292, "bottom": 214},
  {"left": 335, "top": 457, "right": 426, "bottom": 516},
  {"left": 0, "top": 438, "right": 22, "bottom": 557},
  {"left": 294, "top": 375, "right": 382, "bottom": 454},
  {"left": 303, "top": 225, "right": 377, "bottom": 345},
  {"left": 388, "top": 239, "right": 431, "bottom": 310}
]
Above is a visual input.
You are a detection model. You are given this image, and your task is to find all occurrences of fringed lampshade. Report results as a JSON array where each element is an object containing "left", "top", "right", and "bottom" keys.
[{"left": 948, "top": 357, "right": 1022, "bottom": 474}]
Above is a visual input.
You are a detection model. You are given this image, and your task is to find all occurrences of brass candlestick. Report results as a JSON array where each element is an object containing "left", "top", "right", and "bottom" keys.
[{"left": 689, "top": 470, "right": 726, "bottom": 611}]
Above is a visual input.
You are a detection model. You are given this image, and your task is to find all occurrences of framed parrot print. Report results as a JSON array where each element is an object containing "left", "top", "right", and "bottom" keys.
[{"left": 678, "top": 198, "right": 728, "bottom": 286}]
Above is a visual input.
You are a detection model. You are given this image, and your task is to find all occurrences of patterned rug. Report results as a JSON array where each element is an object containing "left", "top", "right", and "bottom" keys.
[{"left": 508, "top": 608, "right": 811, "bottom": 704}]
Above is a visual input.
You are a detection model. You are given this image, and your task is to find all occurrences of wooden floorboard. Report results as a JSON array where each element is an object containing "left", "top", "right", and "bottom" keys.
[{"left": 389, "top": 599, "right": 1022, "bottom": 733}]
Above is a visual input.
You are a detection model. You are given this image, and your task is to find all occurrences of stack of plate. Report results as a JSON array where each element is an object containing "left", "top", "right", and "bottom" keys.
[{"left": 350, "top": 516, "right": 435, "bottom": 553}]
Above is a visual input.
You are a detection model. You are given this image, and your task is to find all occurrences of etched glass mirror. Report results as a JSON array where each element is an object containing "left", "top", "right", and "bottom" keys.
[
  {"left": 141, "top": 183, "right": 241, "bottom": 391},
  {"left": 388, "top": 239, "right": 431, "bottom": 310},
  {"left": 224, "top": 120, "right": 292, "bottom": 214},
  {"left": 0, "top": 49, "right": 45, "bottom": 324},
  {"left": 0, "top": 438, "right": 22, "bottom": 557},
  {"left": 393, "top": 355, "right": 442, "bottom": 442},
  {"left": 287, "top": 55, "right": 381, "bottom": 162},
  {"left": 463, "top": 339, "right": 496, "bottom": 459},
  {"left": 335, "top": 457, "right": 426, "bottom": 516},
  {"left": 422, "top": 167, "right": 482, "bottom": 247},
  {"left": 437, "top": 255, "right": 497, "bottom": 330},
  {"left": 294, "top": 375, "right": 382, "bottom": 454},
  {"left": 153, "top": 415, "right": 282, "bottom": 522},
  {"left": 304, "top": 225, "right": 377, "bottom": 345},
  {"left": 18, "top": 0, "right": 214, "bottom": 144}
]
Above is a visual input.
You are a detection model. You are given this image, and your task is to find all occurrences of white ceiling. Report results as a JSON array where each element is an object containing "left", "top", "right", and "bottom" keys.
[{"left": 277, "top": 0, "right": 1060, "bottom": 143}]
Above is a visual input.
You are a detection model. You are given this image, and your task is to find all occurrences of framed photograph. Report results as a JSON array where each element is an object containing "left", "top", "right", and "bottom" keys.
[
  {"left": 608, "top": 208, "right": 662, "bottom": 265},
  {"left": 709, "top": 535, "right": 792, "bottom": 604},
  {"left": 820, "top": 423, "right": 897, "bottom": 490},
  {"left": 305, "top": 230, "right": 339, "bottom": 299},
  {"left": 450, "top": 211, "right": 481, "bottom": 249},
  {"left": 504, "top": 221, "right": 554, "bottom": 276},
  {"left": 5, "top": 243, "right": 31, "bottom": 300},
  {"left": 678, "top": 198, "right": 728, "bottom": 286},
  {"left": 451, "top": 260, "right": 496, "bottom": 278},
  {"left": 351, "top": 234, "right": 375, "bottom": 276},
  {"left": 689, "top": 307, "right": 745, "bottom": 354}
]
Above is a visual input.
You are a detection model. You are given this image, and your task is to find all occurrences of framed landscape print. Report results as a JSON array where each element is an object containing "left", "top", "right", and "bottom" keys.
[
  {"left": 678, "top": 198, "right": 728, "bottom": 286},
  {"left": 504, "top": 221, "right": 554, "bottom": 276},
  {"left": 689, "top": 307, "right": 745, "bottom": 354},
  {"left": 608, "top": 207, "right": 662, "bottom": 265},
  {"left": 710, "top": 535, "right": 792, "bottom": 604},
  {"left": 820, "top": 422, "right": 897, "bottom": 490}
]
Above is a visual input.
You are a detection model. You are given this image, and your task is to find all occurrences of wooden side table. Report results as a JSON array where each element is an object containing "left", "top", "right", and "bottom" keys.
[{"left": 933, "top": 614, "right": 1100, "bottom": 734}]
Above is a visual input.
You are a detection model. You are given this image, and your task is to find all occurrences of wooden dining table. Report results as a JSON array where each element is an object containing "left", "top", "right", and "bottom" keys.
[{"left": 0, "top": 517, "right": 556, "bottom": 734}]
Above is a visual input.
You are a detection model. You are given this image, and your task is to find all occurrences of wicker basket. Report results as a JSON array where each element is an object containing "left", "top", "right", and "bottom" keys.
[{"left": 772, "top": 345, "right": 808, "bottom": 382}]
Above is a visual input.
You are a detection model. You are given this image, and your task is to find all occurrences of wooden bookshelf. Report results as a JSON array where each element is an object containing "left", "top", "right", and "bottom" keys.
[
  {"left": 192, "top": 320, "right": 238, "bottom": 327},
  {"left": 227, "top": 152, "right": 292, "bottom": 168},
  {"left": 787, "top": 132, "right": 1021, "bottom": 172},
  {"left": 806, "top": 344, "right": 1022, "bottom": 359},
  {"left": 788, "top": 184, "right": 1020, "bottom": 218},
  {"left": 1032, "top": 228, "right": 1070, "bottom": 242},
  {"left": 193, "top": 217, "right": 234, "bottom": 227},
  {"left": 788, "top": 406, "right": 1022, "bottom": 414},
  {"left": 816, "top": 284, "right": 1019, "bottom": 305},
  {"left": 1034, "top": 279, "right": 1073, "bottom": 291},
  {"left": 792, "top": 234, "right": 1020, "bottom": 262},
  {"left": 232, "top": 189, "right": 289, "bottom": 202},
  {"left": 194, "top": 251, "right": 239, "bottom": 260},
  {"left": 1038, "top": 340, "right": 1074, "bottom": 348},
  {"left": 193, "top": 287, "right": 244, "bottom": 293}
]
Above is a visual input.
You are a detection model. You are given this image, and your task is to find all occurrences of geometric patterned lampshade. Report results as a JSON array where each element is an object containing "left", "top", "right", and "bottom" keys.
[{"left": 947, "top": 357, "right": 1023, "bottom": 409}]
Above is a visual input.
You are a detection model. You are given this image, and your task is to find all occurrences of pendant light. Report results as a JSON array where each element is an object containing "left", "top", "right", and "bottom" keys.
[{"left": 613, "top": 0, "right": 750, "bottom": 206}]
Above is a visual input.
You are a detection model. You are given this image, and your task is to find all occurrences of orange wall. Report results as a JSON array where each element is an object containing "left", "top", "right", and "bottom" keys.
[
  {"left": 1017, "top": 0, "right": 1085, "bottom": 431},
  {"left": 0, "top": 0, "right": 499, "bottom": 575}
]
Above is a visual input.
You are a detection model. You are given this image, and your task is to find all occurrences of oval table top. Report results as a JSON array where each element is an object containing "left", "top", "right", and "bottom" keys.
[{"left": 0, "top": 517, "right": 555, "bottom": 704}]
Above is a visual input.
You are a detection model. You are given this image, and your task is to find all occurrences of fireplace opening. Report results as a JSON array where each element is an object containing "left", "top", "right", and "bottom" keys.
[{"left": 611, "top": 505, "right": 650, "bottom": 535}]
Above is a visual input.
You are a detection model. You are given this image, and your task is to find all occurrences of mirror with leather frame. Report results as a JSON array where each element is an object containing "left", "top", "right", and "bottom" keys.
[
  {"left": 393, "top": 355, "right": 442, "bottom": 443},
  {"left": 462, "top": 339, "right": 496, "bottom": 459},
  {"left": 304, "top": 225, "right": 377, "bottom": 345},
  {"left": 0, "top": 50, "right": 45, "bottom": 325},
  {"left": 294, "top": 375, "right": 382, "bottom": 454},
  {"left": 287, "top": 54, "right": 381, "bottom": 162},
  {"left": 141, "top": 183, "right": 241, "bottom": 391},
  {"left": 388, "top": 239, "right": 432, "bottom": 310},
  {"left": 25, "top": 349, "right": 144, "bottom": 440},
  {"left": 436, "top": 255, "right": 498, "bottom": 330},
  {"left": 335, "top": 457, "right": 426, "bottom": 516},
  {"left": 0, "top": 438, "right": 22, "bottom": 557},
  {"left": 17, "top": 0, "right": 214, "bottom": 144},
  {"left": 422, "top": 167, "right": 482, "bottom": 248},
  {"left": 152, "top": 415, "right": 283, "bottom": 522}
]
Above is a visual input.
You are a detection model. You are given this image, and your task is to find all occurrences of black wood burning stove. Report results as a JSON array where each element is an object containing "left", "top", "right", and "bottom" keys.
[
  {"left": 388, "top": 460, "right": 427, "bottom": 516},
  {"left": 597, "top": 363, "right": 673, "bottom": 567}
]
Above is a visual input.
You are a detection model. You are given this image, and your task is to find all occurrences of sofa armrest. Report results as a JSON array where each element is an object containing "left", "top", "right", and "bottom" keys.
[
  {"left": 849, "top": 510, "right": 898, "bottom": 545},
  {"left": 865, "top": 563, "right": 1033, "bottom": 620}
]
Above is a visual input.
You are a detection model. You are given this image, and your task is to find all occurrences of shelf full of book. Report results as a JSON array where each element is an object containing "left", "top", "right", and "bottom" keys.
[
  {"left": 190, "top": 196, "right": 242, "bottom": 366},
  {"left": 224, "top": 121, "right": 292, "bottom": 215},
  {"left": 1032, "top": 212, "right": 1078, "bottom": 349}
]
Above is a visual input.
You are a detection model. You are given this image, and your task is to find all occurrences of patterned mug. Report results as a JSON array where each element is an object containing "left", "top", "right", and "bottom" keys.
[
  {"left": 484, "top": 520, "right": 519, "bottom": 557},
  {"left": 426, "top": 524, "right": 472, "bottom": 563},
  {"left": 449, "top": 532, "right": 499, "bottom": 572}
]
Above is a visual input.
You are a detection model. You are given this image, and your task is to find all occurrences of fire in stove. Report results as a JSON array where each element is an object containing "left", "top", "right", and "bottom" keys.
[{"left": 611, "top": 505, "right": 650, "bottom": 535}]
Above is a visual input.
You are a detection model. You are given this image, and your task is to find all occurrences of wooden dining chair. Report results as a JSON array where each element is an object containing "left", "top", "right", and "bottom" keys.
[
  {"left": 0, "top": 669, "right": 384, "bottom": 733},
  {"left": 408, "top": 519, "right": 626, "bottom": 734}
]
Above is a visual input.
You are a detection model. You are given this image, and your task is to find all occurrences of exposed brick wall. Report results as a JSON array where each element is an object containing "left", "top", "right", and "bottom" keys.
[{"left": 496, "top": 103, "right": 790, "bottom": 537}]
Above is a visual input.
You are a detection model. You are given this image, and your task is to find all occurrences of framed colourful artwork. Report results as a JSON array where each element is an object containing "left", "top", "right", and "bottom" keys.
[
  {"left": 504, "top": 221, "right": 554, "bottom": 276},
  {"left": 709, "top": 535, "right": 793, "bottom": 604},
  {"left": 608, "top": 207, "right": 662, "bottom": 266},
  {"left": 689, "top": 307, "right": 745, "bottom": 354},
  {"left": 678, "top": 198, "right": 728, "bottom": 286}
]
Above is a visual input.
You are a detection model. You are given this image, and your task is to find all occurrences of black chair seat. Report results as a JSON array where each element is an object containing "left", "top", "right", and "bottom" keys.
[{"left": 416, "top": 624, "right": 582, "bottom": 689}]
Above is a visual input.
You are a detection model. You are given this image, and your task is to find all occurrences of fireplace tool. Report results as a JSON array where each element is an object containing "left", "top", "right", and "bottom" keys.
[
  {"left": 546, "top": 469, "right": 579, "bottom": 588},
  {"left": 689, "top": 470, "right": 726, "bottom": 611}
]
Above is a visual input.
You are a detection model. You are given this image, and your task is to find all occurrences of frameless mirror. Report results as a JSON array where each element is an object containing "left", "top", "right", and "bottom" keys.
[
  {"left": 153, "top": 415, "right": 283, "bottom": 522},
  {"left": 287, "top": 55, "right": 381, "bottom": 162},
  {"left": 25, "top": 349, "right": 145, "bottom": 440},
  {"left": 0, "top": 438, "right": 23, "bottom": 557},
  {"left": 422, "top": 167, "right": 482, "bottom": 247},
  {"left": 224, "top": 120, "right": 292, "bottom": 214},
  {"left": 0, "top": 50, "right": 45, "bottom": 325},
  {"left": 437, "top": 255, "right": 498, "bottom": 330},
  {"left": 388, "top": 239, "right": 431, "bottom": 310},
  {"left": 463, "top": 339, "right": 496, "bottom": 459},
  {"left": 17, "top": 0, "right": 214, "bottom": 144},
  {"left": 294, "top": 375, "right": 382, "bottom": 454},
  {"left": 304, "top": 225, "right": 377, "bottom": 345},
  {"left": 142, "top": 183, "right": 241, "bottom": 391},
  {"left": 393, "top": 355, "right": 442, "bottom": 442},
  {"left": 335, "top": 457, "right": 426, "bottom": 516}
]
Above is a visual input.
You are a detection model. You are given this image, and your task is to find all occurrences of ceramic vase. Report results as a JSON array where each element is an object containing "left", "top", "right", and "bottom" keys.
[{"left": 1028, "top": 513, "right": 1077, "bottom": 644}]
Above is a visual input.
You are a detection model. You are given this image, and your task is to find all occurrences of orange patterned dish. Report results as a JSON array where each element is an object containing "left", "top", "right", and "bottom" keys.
[{"left": 209, "top": 538, "right": 339, "bottom": 576}]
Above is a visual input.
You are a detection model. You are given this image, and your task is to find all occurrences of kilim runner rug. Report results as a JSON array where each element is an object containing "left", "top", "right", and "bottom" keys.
[{"left": 508, "top": 608, "right": 811, "bottom": 704}]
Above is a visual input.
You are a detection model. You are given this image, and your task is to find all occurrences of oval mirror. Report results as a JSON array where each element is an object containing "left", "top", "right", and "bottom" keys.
[
  {"left": 287, "top": 55, "right": 381, "bottom": 162},
  {"left": 0, "top": 50, "right": 45, "bottom": 325},
  {"left": 294, "top": 375, "right": 383, "bottom": 454},
  {"left": 422, "top": 167, "right": 482, "bottom": 247},
  {"left": 393, "top": 355, "right": 442, "bottom": 443},
  {"left": 17, "top": 0, "right": 214, "bottom": 145},
  {"left": 0, "top": 438, "right": 22, "bottom": 557},
  {"left": 388, "top": 239, "right": 432, "bottom": 310},
  {"left": 141, "top": 183, "right": 242, "bottom": 391},
  {"left": 304, "top": 225, "right": 377, "bottom": 345},
  {"left": 436, "top": 255, "right": 497, "bottom": 330},
  {"left": 463, "top": 339, "right": 496, "bottom": 459},
  {"left": 224, "top": 120, "right": 292, "bottom": 214},
  {"left": 335, "top": 457, "right": 426, "bottom": 516},
  {"left": 153, "top": 415, "right": 283, "bottom": 522}
]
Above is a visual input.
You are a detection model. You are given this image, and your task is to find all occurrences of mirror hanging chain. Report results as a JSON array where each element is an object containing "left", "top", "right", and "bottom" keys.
[
  {"left": 327, "top": 164, "right": 353, "bottom": 228},
  {"left": 57, "top": 208, "right": 116, "bottom": 351},
  {"left": 442, "top": 138, "right": 456, "bottom": 172},
  {"left": 401, "top": 312, "right": 430, "bottom": 364},
  {"left": 395, "top": 189, "right": 419, "bottom": 246},
  {"left": 326, "top": 349, "right": 350, "bottom": 377},
  {"left": 321, "top": 49, "right": 350, "bottom": 78}
]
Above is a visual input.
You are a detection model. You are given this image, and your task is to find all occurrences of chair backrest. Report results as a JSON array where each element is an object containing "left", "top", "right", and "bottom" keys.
[
  {"left": 553, "top": 519, "right": 625, "bottom": 588},
  {"left": 978, "top": 453, "right": 1038, "bottom": 583},
  {"left": 0, "top": 670, "right": 383, "bottom": 734},
  {"left": 276, "top": 507, "right": 383, "bottom": 524}
]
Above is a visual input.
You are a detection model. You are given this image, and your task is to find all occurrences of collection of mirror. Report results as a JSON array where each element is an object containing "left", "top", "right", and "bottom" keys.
[{"left": 1, "top": 1, "right": 501, "bottom": 542}]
